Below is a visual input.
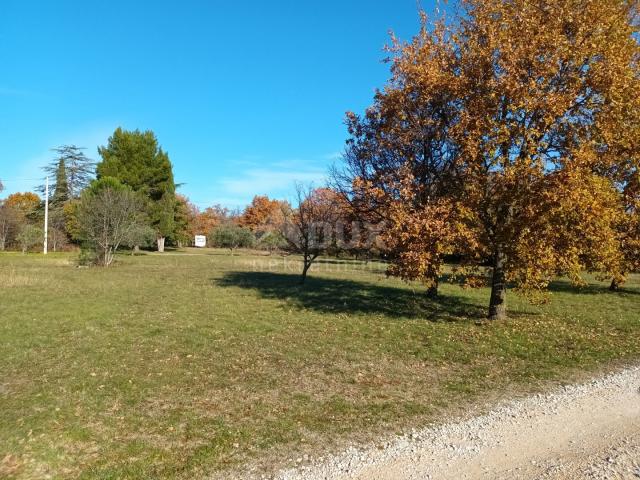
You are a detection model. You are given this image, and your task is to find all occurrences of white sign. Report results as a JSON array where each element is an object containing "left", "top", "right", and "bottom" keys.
[{"left": 194, "top": 235, "right": 207, "bottom": 248}]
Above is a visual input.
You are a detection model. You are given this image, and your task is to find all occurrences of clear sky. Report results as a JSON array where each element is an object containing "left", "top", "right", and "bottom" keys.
[{"left": 0, "top": 1, "right": 435, "bottom": 209}]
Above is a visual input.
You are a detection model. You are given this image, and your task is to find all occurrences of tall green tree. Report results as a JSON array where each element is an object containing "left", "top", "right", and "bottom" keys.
[
  {"left": 97, "top": 128, "right": 176, "bottom": 252},
  {"left": 42, "top": 145, "right": 95, "bottom": 199},
  {"left": 51, "top": 158, "right": 69, "bottom": 206}
]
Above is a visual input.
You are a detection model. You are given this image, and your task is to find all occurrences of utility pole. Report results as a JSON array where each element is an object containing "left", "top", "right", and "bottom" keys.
[{"left": 44, "top": 176, "right": 49, "bottom": 255}]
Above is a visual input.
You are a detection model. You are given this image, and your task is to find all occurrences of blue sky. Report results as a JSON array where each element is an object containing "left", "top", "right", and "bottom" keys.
[{"left": 0, "top": 1, "right": 435, "bottom": 209}]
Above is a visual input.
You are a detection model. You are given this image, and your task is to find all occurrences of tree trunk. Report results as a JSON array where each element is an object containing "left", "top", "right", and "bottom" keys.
[
  {"left": 101, "top": 246, "right": 113, "bottom": 267},
  {"left": 157, "top": 237, "right": 165, "bottom": 253},
  {"left": 610, "top": 277, "right": 622, "bottom": 291},
  {"left": 300, "top": 259, "right": 311, "bottom": 285},
  {"left": 488, "top": 249, "right": 507, "bottom": 320},
  {"left": 426, "top": 278, "right": 438, "bottom": 299}
]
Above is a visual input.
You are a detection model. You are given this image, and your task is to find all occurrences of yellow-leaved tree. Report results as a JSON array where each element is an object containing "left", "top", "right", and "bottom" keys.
[{"left": 338, "top": 0, "right": 640, "bottom": 319}]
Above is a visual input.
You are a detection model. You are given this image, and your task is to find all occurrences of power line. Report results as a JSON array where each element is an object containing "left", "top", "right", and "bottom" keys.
[{"left": 0, "top": 178, "right": 44, "bottom": 183}]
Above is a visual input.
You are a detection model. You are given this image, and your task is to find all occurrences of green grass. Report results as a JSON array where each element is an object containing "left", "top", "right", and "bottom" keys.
[{"left": 1, "top": 249, "right": 639, "bottom": 479}]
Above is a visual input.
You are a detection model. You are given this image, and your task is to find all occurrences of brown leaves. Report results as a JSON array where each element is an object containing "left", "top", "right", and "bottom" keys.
[{"left": 339, "top": 0, "right": 640, "bottom": 312}]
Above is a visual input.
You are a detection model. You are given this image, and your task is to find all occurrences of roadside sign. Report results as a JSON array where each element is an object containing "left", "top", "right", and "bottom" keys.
[{"left": 194, "top": 235, "right": 207, "bottom": 248}]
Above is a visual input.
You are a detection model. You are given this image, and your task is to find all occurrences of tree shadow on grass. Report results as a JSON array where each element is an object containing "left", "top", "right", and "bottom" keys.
[
  {"left": 215, "top": 271, "right": 487, "bottom": 322},
  {"left": 547, "top": 278, "right": 640, "bottom": 296}
]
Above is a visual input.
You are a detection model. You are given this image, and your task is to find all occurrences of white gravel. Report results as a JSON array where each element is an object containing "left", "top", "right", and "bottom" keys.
[{"left": 268, "top": 366, "right": 640, "bottom": 480}]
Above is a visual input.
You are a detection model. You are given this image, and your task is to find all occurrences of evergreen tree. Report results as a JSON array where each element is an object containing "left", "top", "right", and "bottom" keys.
[
  {"left": 96, "top": 128, "right": 176, "bottom": 252},
  {"left": 42, "top": 146, "right": 95, "bottom": 198},
  {"left": 51, "top": 158, "right": 69, "bottom": 206}
]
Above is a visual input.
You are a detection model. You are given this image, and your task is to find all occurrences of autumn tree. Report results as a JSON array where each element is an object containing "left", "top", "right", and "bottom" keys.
[
  {"left": 456, "top": 0, "right": 639, "bottom": 319},
  {"left": 341, "top": 0, "right": 640, "bottom": 319},
  {"left": 97, "top": 128, "right": 176, "bottom": 252},
  {"left": 4, "top": 192, "right": 41, "bottom": 220},
  {"left": 239, "top": 195, "right": 286, "bottom": 235},
  {"left": 282, "top": 184, "right": 340, "bottom": 284},
  {"left": 610, "top": 167, "right": 640, "bottom": 289},
  {"left": 335, "top": 12, "right": 465, "bottom": 297}
]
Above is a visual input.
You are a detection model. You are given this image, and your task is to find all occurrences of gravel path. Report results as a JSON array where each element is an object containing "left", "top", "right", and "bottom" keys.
[{"left": 273, "top": 366, "right": 640, "bottom": 480}]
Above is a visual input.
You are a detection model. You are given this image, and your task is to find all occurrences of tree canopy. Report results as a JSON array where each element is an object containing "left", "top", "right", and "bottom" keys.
[
  {"left": 97, "top": 128, "right": 176, "bottom": 251},
  {"left": 338, "top": 0, "right": 640, "bottom": 319},
  {"left": 42, "top": 145, "right": 95, "bottom": 199}
]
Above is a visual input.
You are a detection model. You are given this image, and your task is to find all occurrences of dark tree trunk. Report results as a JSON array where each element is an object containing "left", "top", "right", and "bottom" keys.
[
  {"left": 610, "top": 277, "right": 622, "bottom": 291},
  {"left": 426, "top": 278, "right": 439, "bottom": 299},
  {"left": 300, "top": 260, "right": 311, "bottom": 285},
  {"left": 488, "top": 249, "right": 507, "bottom": 320}
]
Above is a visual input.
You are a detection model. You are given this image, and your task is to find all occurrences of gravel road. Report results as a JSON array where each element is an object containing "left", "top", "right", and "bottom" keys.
[{"left": 273, "top": 366, "right": 640, "bottom": 480}]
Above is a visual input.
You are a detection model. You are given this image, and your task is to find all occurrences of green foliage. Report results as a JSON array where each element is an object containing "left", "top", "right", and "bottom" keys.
[
  {"left": 51, "top": 158, "right": 69, "bottom": 206},
  {"left": 86, "top": 176, "right": 130, "bottom": 195},
  {"left": 77, "top": 241, "right": 97, "bottom": 266},
  {"left": 0, "top": 203, "right": 22, "bottom": 251},
  {"left": 122, "top": 223, "right": 156, "bottom": 250},
  {"left": 172, "top": 195, "right": 192, "bottom": 246},
  {"left": 257, "top": 230, "right": 287, "bottom": 252},
  {"left": 43, "top": 145, "right": 94, "bottom": 199},
  {"left": 97, "top": 128, "right": 176, "bottom": 239},
  {"left": 208, "top": 223, "right": 255, "bottom": 251},
  {"left": 16, "top": 224, "right": 43, "bottom": 253},
  {"left": 76, "top": 182, "right": 147, "bottom": 266}
]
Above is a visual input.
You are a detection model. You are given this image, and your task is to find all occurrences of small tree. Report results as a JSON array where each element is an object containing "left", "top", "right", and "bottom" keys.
[
  {"left": 257, "top": 230, "right": 287, "bottom": 254},
  {"left": 0, "top": 203, "right": 21, "bottom": 251},
  {"left": 208, "top": 223, "right": 254, "bottom": 254},
  {"left": 122, "top": 223, "right": 156, "bottom": 254},
  {"left": 16, "top": 224, "right": 43, "bottom": 254},
  {"left": 77, "top": 178, "right": 147, "bottom": 266},
  {"left": 282, "top": 183, "right": 340, "bottom": 284}
]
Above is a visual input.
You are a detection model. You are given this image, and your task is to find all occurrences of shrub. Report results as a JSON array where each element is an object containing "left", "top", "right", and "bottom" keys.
[
  {"left": 257, "top": 230, "right": 287, "bottom": 254},
  {"left": 16, "top": 224, "right": 43, "bottom": 254},
  {"left": 208, "top": 223, "right": 254, "bottom": 254}
]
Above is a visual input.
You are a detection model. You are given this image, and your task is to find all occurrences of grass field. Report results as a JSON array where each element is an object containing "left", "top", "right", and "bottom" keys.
[{"left": 1, "top": 249, "right": 639, "bottom": 479}]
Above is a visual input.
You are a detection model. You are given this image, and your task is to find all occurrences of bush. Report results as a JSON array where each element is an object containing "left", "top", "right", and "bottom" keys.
[
  {"left": 76, "top": 179, "right": 148, "bottom": 266},
  {"left": 16, "top": 224, "right": 43, "bottom": 253},
  {"left": 208, "top": 224, "right": 254, "bottom": 253},
  {"left": 257, "top": 230, "right": 287, "bottom": 253}
]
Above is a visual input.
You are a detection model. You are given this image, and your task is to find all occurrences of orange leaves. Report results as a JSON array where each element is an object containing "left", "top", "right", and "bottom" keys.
[
  {"left": 4, "top": 192, "right": 41, "bottom": 218},
  {"left": 238, "top": 195, "right": 287, "bottom": 234},
  {"left": 339, "top": 0, "right": 640, "bottom": 313}
]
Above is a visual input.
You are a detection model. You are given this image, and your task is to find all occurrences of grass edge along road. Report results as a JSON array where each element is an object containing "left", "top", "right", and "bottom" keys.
[{"left": 1, "top": 249, "right": 639, "bottom": 479}]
